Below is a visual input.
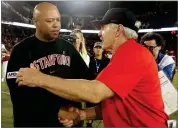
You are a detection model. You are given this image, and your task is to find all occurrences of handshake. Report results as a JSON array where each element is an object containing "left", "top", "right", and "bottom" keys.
[{"left": 58, "top": 106, "right": 86, "bottom": 127}]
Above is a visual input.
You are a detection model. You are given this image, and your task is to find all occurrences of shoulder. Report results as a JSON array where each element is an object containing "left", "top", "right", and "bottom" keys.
[
  {"left": 56, "top": 38, "right": 83, "bottom": 59},
  {"left": 113, "top": 40, "right": 155, "bottom": 68},
  {"left": 56, "top": 37, "right": 75, "bottom": 48},
  {"left": 116, "top": 39, "right": 153, "bottom": 60},
  {"left": 13, "top": 35, "right": 35, "bottom": 50}
]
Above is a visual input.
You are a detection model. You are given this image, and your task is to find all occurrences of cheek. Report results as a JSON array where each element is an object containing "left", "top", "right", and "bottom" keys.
[
  {"left": 44, "top": 23, "right": 52, "bottom": 29},
  {"left": 40, "top": 24, "right": 49, "bottom": 32},
  {"left": 154, "top": 48, "right": 159, "bottom": 53},
  {"left": 98, "top": 50, "right": 102, "bottom": 53},
  {"left": 76, "top": 39, "right": 80, "bottom": 43}
]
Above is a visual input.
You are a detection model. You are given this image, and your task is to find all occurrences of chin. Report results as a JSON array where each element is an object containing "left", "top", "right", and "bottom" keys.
[
  {"left": 103, "top": 45, "right": 110, "bottom": 51},
  {"left": 76, "top": 42, "right": 80, "bottom": 45},
  {"left": 51, "top": 35, "right": 59, "bottom": 39},
  {"left": 104, "top": 47, "right": 113, "bottom": 52}
]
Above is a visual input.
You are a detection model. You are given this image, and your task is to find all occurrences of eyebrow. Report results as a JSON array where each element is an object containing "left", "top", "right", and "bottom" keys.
[{"left": 45, "top": 17, "right": 61, "bottom": 20}]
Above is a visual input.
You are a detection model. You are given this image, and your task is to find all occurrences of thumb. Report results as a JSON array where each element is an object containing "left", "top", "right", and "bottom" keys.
[
  {"left": 75, "top": 108, "right": 79, "bottom": 114},
  {"left": 30, "top": 63, "right": 37, "bottom": 70}
]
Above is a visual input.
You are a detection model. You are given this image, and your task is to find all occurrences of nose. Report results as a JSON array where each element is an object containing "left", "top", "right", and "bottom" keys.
[
  {"left": 53, "top": 20, "right": 60, "bottom": 28},
  {"left": 98, "top": 30, "right": 102, "bottom": 37}
]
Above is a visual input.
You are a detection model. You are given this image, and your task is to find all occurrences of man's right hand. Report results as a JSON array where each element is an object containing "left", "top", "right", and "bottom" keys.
[
  {"left": 58, "top": 107, "right": 86, "bottom": 127},
  {"left": 68, "top": 106, "right": 86, "bottom": 120}
]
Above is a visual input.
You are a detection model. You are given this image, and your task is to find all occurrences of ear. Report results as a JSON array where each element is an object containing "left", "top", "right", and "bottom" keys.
[
  {"left": 32, "top": 18, "right": 37, "bottom": 26},
  {"left": 115, "top": 24, "right": 124, "bottom": 37}
]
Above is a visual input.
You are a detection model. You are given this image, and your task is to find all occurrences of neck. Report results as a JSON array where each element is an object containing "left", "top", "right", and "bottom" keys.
[
  {"left": 74, "top": 44, "right": 80, "bottom": 52},
  {"left": 112, "top": 37, "right": 128, "bottom": 54},
  {"left": 95, "top": 55, "right": 102, "bottom": 60},
  {"left": 35, "top": 31, "right": 54, "bottom": 42},
  {"left": 75, "top": 46, "right": 79, "bottom": 52}
]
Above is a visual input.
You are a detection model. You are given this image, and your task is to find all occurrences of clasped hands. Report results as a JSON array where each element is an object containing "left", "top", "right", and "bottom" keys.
[{"left": 58, "top": 106, "right": 86, "bottom": 127}]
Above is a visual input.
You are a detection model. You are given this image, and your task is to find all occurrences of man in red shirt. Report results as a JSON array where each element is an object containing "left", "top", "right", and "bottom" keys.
[{"left": 16, "top": 8, "right": 169, "bottom": 127}]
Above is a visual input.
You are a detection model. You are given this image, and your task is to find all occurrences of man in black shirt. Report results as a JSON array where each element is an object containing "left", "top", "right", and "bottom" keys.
[{"left": 6, "top": 2, "right": 94, "bottom": 127}]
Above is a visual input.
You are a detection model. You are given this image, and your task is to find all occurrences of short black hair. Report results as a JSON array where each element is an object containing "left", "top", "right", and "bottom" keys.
[{"left": 140, "top": 32, "right": 166, "bottom": 52}]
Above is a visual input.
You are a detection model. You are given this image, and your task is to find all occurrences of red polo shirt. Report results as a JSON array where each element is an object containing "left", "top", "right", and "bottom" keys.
[{"left": 96, "top": 39, "right": 169, "bottom": 127}]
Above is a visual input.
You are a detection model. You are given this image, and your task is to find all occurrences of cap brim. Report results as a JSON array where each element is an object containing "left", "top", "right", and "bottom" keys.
[
  {"left": 94, "top": 45, "right": 102, "bottom": 47},
  {"left": 91, "top": 20, "right": 107, "bottom": 30},
  {"left": 91, "top": 20, "right": 104, "bottom": 24}
]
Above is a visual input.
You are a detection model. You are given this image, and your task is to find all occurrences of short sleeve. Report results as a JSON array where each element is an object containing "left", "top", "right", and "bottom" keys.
[{"left": 96, "top": 60, "right": 147, "bottom": 99}]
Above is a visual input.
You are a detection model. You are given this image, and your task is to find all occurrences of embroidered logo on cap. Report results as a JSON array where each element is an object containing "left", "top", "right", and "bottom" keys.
[{"left": 111, "top": 20, "right": 118, "bottom": 22}]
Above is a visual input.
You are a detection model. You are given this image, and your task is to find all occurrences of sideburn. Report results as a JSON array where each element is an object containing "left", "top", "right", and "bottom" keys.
[{"left": 43, "top": 32, "right": 53, "bottom": 41}]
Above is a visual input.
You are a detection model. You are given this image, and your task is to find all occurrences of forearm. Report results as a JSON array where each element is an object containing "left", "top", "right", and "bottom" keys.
[
  {"left": 40, "top": 74, "right": 99, "bottom": 103},
  {"left": 45, "top": 87, "right": 82, "bottom": 102}
]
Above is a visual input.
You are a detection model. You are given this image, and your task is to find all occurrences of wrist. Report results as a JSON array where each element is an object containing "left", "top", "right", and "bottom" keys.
[
  {"left": 80, "top": 109, "right": 86, "bottom": 120},
  {"left": 38, "top": 73, "right": 50, "bottom": 88}
]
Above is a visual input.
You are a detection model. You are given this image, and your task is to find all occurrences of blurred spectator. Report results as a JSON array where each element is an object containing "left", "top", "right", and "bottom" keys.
[
  {"left": 89, "top": 42, "right": 110, "bottom": 78},
  {"left": 14, "top": 37, "right": 19, "bottom": 44},
  {"left": 70, "top": 29, "right": 90, "bottom": 67},
  {"left": 141, "top": 32, "right": 175, "bottom": 80}
]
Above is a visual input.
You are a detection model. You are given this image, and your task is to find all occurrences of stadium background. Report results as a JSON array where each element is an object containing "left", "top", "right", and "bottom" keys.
[{"left": 1, "top": 1, "right": 178, "bottom": 128}]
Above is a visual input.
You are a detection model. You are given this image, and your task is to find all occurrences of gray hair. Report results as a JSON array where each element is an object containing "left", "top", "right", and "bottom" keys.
[
  {"left": 109, "top": 23, "right": 138, "bottom": 39},
  {"left": 123, "top": 27, "right": 138, "bottom": 39}
]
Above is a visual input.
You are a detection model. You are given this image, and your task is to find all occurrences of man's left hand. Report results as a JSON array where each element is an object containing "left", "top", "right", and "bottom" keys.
[{"left": 16, "top": 66, "right": 44, "bottom": 87}]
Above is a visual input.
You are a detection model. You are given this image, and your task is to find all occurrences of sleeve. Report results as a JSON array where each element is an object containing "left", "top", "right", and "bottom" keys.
[
  {"left": 96, "top": 57, "right": 148, "bottom": 99},
  {"left": 70, "top": 48, "right": 95, "bottom": 80},
  {"left": 6, "top": 44, "right": 30, "bottom": 104},
  {"left": 162, "top": 64, "right": 175, "bottom": 81}
]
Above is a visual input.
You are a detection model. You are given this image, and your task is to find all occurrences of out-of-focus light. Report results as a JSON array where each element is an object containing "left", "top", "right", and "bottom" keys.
[
  {"left": 1, "top": 21, "right": 178, "bottom": 34},
  {"left": 171, "top": 30, "right": 176, "bottom": 35}
]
